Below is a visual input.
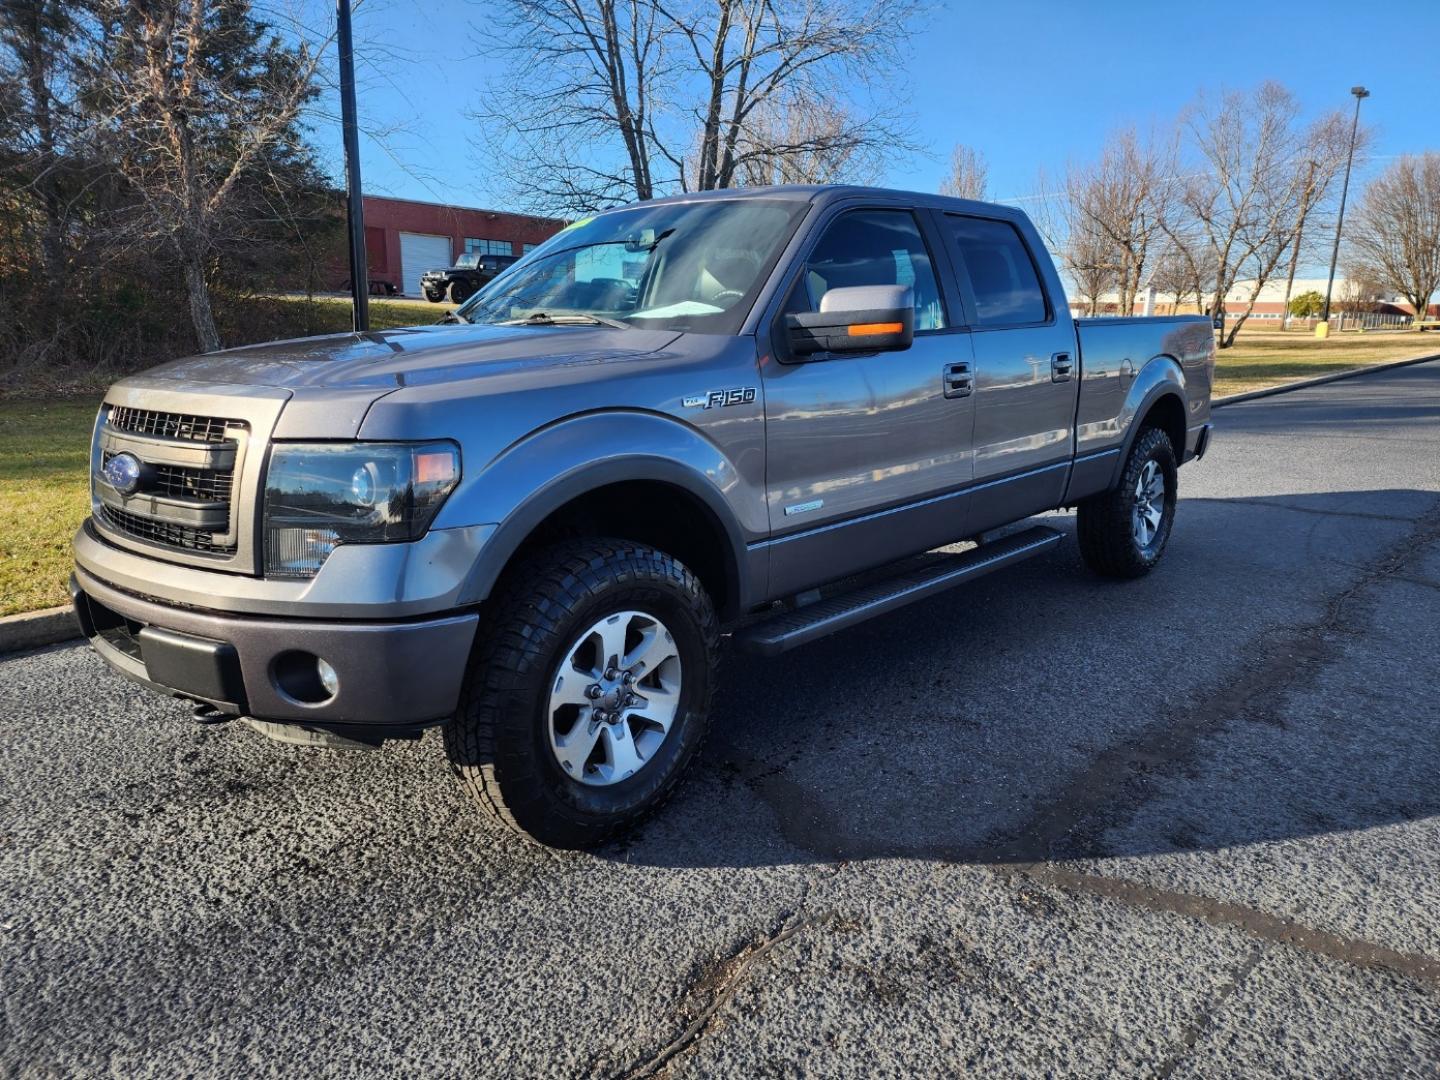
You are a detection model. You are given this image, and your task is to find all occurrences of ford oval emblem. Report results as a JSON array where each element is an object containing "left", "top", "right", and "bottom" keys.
[{"left": 104, "top": 452, "right": 143, "bottom": 496}]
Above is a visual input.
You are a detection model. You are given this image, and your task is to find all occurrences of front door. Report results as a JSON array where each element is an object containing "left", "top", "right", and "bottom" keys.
[
  {"left": 760, "top": 207, "right": 977, "bottom": 598},
  {"left": 937, "top": 212, "right": 1080, "bottom": 532}
]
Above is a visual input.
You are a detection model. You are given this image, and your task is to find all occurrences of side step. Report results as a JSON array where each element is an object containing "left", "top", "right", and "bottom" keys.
[{"left": 732, "top": 525, "right": 1063, "bottom": 657}]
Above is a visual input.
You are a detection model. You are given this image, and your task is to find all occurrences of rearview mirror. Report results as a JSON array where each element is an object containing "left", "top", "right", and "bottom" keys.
[{"left": 785, "top": 285, "right": 915, "bottom": 357}]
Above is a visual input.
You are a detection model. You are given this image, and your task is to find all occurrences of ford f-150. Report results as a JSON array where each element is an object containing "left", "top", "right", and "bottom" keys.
[{"left": 73, "top": 185, "right": 1215, "bottom": 847}]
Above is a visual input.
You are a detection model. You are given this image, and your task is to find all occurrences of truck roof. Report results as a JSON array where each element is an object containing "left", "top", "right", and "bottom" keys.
[{"left": 631, "top": 184, "right": 1023, "bottom": 221}]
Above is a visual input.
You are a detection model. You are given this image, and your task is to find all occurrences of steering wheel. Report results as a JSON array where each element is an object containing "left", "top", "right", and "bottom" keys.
[{"left": 712, "top": 289, "right": 745, "bottom": 306}]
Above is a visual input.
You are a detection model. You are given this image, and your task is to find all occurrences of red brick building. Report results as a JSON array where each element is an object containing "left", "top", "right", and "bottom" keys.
[{"left": 359, "top": 195, "right": 564, "bottom": 297}]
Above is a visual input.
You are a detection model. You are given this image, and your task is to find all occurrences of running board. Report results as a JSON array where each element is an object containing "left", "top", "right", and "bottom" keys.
[{"left": 733, "top": 525, "right": 1063, "bottom": 657}]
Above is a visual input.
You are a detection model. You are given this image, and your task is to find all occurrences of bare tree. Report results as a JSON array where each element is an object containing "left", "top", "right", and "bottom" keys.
[
  {"left": 1061, "top": 128, "right": 1178, "bottom": 315},
  {"left": 475, "top": 0, "right": 920, "bottom": 215},
  {"left": 736, "top": 93, "right": 885, "bottom": 186},
  {"left": 86, "top": 0, "right": 327, "bottom": 352},
  {"left": 1051, "top": 205, "right": 1119, "bottom": 317},
  {"left": 939, "top": 143, "right": 987, "bottom": 200},
  {"left": 473, "top": 0, "right": 668, "bottom": 213},
  {"left": 1334, "top": 267, "right": 1387, "bottom": 315},
  {"left": 1179, "top": 82, "right": 1357, "bottom": 347},
  {"left": 1347, "top": 153, "right": 1440, "bottom": 327},
  {"left": 1148, "top": 245, "right": 1200, "bottom": 314},
  {"left": 1030, "top": 170, "right": 1114, "bottom": 316}
]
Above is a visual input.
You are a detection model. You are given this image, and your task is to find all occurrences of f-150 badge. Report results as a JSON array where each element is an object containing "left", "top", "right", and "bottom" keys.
[{"left": 684, "top": 387, "right": 757, "bottom": 410}]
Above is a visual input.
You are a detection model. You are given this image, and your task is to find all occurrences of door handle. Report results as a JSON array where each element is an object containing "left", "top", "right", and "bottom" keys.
[
  {"left": 943, "top": 362, "right": 973, "bottom": 399},
  {"left": 1051, "top": 352, "right": 1074, "bottom": 382}
]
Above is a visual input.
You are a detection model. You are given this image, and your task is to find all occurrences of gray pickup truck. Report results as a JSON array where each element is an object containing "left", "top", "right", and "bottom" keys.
[{"left": 73, "top": 185, "right": 1214, "bottom": 847}]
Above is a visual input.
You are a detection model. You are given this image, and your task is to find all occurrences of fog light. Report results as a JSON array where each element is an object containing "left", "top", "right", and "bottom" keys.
[
  {"left": 316, "top": 658, "right": 339, "bottom": 697},
  {"left": 272, "top": 650, "right": 338, "bottom": 704}
]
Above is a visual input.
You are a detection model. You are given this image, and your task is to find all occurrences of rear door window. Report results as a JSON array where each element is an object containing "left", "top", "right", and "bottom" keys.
[{"left": 945, "top": 215, "right": 1049, "bottom": 327}]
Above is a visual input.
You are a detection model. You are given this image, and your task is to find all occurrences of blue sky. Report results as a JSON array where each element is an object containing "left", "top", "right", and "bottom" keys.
[{"left": 331, "top": 0, "right": 1437, "bottom": 211}]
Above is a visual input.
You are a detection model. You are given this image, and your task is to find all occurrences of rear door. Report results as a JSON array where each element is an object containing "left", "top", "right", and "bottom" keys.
[
  {"left": 759, "top": 204, "right": 977, "bottom": 598},
  {"left": 935, "top": 212, "right": 1080, "bottom": 532}
]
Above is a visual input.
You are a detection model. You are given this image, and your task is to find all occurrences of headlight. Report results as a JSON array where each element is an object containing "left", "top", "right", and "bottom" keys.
[{"left": 263, "top": 441, "right": 460, "bottom": 580}]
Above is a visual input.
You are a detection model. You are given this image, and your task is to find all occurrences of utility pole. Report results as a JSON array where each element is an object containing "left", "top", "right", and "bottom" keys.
[
  {"left": 1279, "top": 158, "right": 1319, "bottom": 330},
  {"left": 1317, "top": 86, "right": 1369, "bottom": 338},
  {"left": 338, "top": 0, "right": 369, "bottom": 332}
]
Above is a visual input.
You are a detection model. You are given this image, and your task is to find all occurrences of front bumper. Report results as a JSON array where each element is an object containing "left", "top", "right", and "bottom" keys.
[{"left": 72, "top": 567, "right": 478, "bottom": 730}]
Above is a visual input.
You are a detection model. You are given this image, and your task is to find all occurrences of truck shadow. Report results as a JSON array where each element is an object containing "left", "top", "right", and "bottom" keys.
[{"left": 601, "top": 487, "right": 1440, "bottom": 870}]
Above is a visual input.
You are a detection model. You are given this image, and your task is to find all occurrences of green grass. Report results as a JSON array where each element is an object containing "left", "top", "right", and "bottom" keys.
[
  {"left": 0, "top": 399, "right": 98, "bottom": 616},
  {"left": 0, "top": 296, "right": 449, "bottom": 617},
  {"left": 1, "top": 320, "right": 1434, "bottom": 618},
  {"left": 1214, "top": 330, "right": 1436, "bottom": 397}
]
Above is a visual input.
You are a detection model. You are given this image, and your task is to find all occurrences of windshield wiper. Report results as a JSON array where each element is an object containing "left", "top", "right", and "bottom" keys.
[
  {"left": 497, "top": 312, "right": 630, "bottom": 330},
  {"left": 439, "top": 310, "right": 470, "bottom": 324}
]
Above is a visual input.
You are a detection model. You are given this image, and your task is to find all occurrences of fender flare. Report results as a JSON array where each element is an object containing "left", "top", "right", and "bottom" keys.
[
  {"left": 451, "top": 412, "right": 757, "bottom": 613},
  {"left": 1104, "top": 355, "right": 1188, "bottom": 489}
]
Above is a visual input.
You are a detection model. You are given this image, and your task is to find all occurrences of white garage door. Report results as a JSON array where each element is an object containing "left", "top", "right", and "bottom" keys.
[{"left": 399, "top": 232, "right": 453, "bottom": 297}]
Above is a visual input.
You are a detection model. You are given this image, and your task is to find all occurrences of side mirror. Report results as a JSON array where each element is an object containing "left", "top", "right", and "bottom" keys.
[{"left": 785, "top": 285, "right": 915, "bottom": 357}]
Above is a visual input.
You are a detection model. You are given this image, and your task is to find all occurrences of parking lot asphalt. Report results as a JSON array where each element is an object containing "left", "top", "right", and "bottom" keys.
[{"left": 4, "top": 361, "right": 1439, "bottom": 1078}]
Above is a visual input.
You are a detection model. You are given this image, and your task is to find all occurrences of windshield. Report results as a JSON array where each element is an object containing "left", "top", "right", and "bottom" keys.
[
  {"left": 454, "top": 198, "right": 808, "bottom": 334},
  {"left": 455, "top": 253, "right": 481, "bottom": 269}
]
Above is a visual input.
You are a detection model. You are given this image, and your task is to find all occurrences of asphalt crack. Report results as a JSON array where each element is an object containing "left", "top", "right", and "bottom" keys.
[
  {"left": 1150, "top": 946, "right": 1263, "bottom": 1079},
  {"left": 1000, "top": 865, "right": 1440, "bottom": 987},
  {"left": 990, "top": 499, "right": 1440, "bottom": 864},
  {"left": 1203, "top": 496, "right": 1417, "bottom": 524},
  {"left": 593, "top": 869, "right": 838, "bottom": 1080}
]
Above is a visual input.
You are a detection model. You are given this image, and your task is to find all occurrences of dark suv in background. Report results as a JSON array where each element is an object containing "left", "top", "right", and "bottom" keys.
[{"left": 422, "top": 251, "right": 520, "bottom": 303}]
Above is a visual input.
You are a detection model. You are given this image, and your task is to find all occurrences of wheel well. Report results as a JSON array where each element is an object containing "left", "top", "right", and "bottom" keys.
[
  {"left": 1139, "top": 392, "right": 1186, "bottom": 458},
  {"left": 509, "top": 481, "right": 738, "bottom": 618}
]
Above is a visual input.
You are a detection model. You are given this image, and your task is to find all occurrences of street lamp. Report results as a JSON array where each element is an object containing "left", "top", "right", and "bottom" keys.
[{"left": 1316, "top": 85, "right": 1370, "bottom": 338}]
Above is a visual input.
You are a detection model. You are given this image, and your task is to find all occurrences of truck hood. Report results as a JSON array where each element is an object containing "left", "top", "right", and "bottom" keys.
[{"left": 137, "top": 323, "right": 685, "bottom": 392}]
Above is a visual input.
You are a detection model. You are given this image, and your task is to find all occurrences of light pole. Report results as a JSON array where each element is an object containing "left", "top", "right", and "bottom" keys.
[
  {"left": 337, "top": 0, "right": 369, "bottom": 333},
  {"left": 1316, "top": 85, "right": 1369, "bottom": 338}
]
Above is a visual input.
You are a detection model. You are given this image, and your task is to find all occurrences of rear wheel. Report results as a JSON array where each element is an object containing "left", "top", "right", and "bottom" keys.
[
  {"left": 1076, "top": 426, "right": 1178, "bottom": 579},
  {"left": 444, "top": 539, "right": 719, "bottom": 848}
]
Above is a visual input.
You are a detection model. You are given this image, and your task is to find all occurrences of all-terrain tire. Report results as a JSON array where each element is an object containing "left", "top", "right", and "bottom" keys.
[
  {"left": 423, "top": 288, "right": 445, "bottom": 303},
  {"left": 1076, "top": 426, "right": 1179, "bottom": 579},
  {"left": 448, "top": 281, "right": 472, "bottom": 304},
  {"left": 443, "top": 539, "right": 720, "bottom": 848}
]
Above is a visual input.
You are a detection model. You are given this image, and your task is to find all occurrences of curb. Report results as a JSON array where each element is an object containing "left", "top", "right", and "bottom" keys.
[
  {"left": 1214, "top": 350, "right": 1440, "bottom": 408},
  {"left": 0, "top": 605, "right": 80, "bottom": 654}
]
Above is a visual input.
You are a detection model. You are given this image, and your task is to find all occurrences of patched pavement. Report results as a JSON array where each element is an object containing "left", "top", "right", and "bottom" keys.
[{"left": 3, "top": 361, "right": 1439, "bottom": 1077}]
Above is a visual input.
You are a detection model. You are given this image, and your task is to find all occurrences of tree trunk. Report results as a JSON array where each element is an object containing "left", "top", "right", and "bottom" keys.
[{"left": 183, "top": 255, "right": 222, "bottom": 353}]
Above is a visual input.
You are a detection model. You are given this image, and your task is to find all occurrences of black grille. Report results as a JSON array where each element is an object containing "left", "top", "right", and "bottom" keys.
[
  {"left": 108, "top": 406, "right": 243, "bottom": 443},
  {"left": 103, "top": 451, "right": 234, "bottom": 505},
  {"left": 153, "top": 463, "right": 234, "bottom": 502},
  {"left": 101, "top": 504, "right": 233, "bottom": 553},
  {"left": 99, "top": 406, "right": 245, "bottom": 557}
]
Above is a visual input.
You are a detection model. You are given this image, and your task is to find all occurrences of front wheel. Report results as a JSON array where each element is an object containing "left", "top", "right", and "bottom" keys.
[
  {"left": 1076, "top": 426, "right": 1178, "bottom": 579},
  {"left": 444, "top": 539, "right": 719, "bottom": 848},
  {"left": 423, "top": 287, "right": 445, "bottom": 303},
  {"left": 448, "top": 281, "right": 473, "bottom": 304}
]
